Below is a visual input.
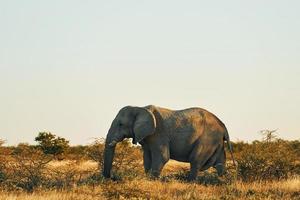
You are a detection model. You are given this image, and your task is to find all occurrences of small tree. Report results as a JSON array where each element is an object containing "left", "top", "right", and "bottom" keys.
[
  {"left": 35, "top": 132, "right": 69, "bottom": 158},
  {"left": 260, "top": 129, "right": 278, "bottom": 142}
]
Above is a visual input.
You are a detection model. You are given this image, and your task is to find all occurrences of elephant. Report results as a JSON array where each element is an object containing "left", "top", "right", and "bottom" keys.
[{"left": 102, "top": 105, "right": 235, "bottom": 180}]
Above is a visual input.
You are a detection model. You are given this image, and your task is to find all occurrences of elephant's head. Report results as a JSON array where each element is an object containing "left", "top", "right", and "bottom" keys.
[{"left": 102, "top": 106, "right": 156, "bottom": 178}]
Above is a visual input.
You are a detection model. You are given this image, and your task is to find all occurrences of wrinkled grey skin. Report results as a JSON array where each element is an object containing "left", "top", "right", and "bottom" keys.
[{"left": 103, "top": 105, "right": 235, "bottom": 180}]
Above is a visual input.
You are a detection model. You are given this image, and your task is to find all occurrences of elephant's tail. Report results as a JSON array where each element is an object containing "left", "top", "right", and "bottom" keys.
[{"left": 224, "top": 131, "right": 236, "bottom": 167}]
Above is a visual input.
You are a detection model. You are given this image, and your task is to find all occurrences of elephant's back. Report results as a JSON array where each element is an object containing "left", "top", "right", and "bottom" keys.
[
  {"left": 179, "top": 107, "right": 227, "bottom": 132},
  {"left": 154, "top": 106, "right": 227, "bottom": 134}
]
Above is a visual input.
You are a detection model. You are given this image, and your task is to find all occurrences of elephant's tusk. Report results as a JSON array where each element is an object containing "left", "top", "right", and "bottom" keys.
[{"left": 108, "top": 140, "right": 117, "bottom": 147}]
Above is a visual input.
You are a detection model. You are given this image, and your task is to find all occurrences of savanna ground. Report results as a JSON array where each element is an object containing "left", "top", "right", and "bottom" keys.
[{"left": 0, "top": 132, "right": 299, "bottom": 199}]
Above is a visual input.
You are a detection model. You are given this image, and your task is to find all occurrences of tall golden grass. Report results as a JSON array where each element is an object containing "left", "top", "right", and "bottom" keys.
[
  {"left": 0, "top": 176, "right": 299, "bottom": 200},
  {"left": 0, "top": 138, "right": 299, "bottom": 199}
]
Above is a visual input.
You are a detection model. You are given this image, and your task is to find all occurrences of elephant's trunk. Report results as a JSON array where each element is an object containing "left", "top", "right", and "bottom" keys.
[
  {"left": 102, "top": 144, "right": 116, "bottom": 178},
  {"left": 102, "top": 129, "right": 119, "bottom": 178}
]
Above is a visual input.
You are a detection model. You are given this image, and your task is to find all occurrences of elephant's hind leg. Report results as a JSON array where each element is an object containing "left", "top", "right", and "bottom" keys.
[
  {"left": 188, "top": 144, "right": 217, "bottom": 181},
  {"left": 213, "top": 144, "right": 226, "bottom": 176}
]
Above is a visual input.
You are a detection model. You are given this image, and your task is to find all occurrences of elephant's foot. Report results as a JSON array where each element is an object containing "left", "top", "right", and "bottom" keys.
[
  {"left": 187, "top": 174, "right": 197, "bottom": 182},
  {"left": 148, "top": 169, "right": 161, "bottom": 179},
  {"left": 188, "top": 163, "right": 198, "bottom": 182},
  {"left": 215, "top": 163, "right": 226, "bottom": 176},
  {"left": 144, "top": 169, "right": 151, "bottom": 175}
]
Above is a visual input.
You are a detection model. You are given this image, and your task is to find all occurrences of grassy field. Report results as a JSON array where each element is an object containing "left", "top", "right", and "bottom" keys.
[
  {"left": 0, "top": 160, "right": 299, "bottom": 200},
  {"left": 0, "top": 177, "right": 299, "bottom": 200},
  {"left": 0, "top": 138, "right": 299, "bottom": 199}
]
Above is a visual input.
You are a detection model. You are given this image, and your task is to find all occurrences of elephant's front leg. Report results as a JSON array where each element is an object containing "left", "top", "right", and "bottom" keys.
[
  {"left": 142, "top": 146, "right": 152, "bottom": 174},
  {"left": 150, "top": 145, "right": 170, "bottom": 178}
]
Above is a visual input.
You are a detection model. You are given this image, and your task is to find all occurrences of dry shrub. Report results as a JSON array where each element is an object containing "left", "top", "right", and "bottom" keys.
[
  {"left": 112, "top": 139, "right": 143, "bottom": 178},
  {"left": 0, "top": 156, "right": 7, "bottom": 185},
  {"left": 46, "top": 160, "right": 95, "bottom": 190},
  {"left": 86, "top": 138, "right": 143, "bottom": 179},
  {"left": 65, "top": 145, "right": 87, "bottom": 161},
  {"left": 0, "top": 139, "right": 11, "bottom": 185},
  {"left": 237, "top": 139, "right": 299, "bottom": 181},
  {"left": 1, "top": 146, "right": 100, "bottom": 192},
  {"left": 85, "top": 138, "right": 105, "bottom": 170},
  {"left": 3, "top": 144, "right": 53, "bottom": 192},
  {"left": 0, "top": 138, "right": 142, "bottom": 192}
]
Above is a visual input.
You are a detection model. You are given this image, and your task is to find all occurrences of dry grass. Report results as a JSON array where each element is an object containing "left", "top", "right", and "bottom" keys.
[
  {"left": 1, "top": 159, "right": 299, "bottom": 200},
  {"left": 47, "top": 160, "right": 97, "bottom": 171},
  {"left": 0, "top": 177, "right": 299, "bottom": 200},
  {"left": 0, "top": 186, "right": 105, "bottom": 200},
  {"left": 163, "top": 160, "right": 190, "bottom": 173},
  {"left": 1, "top": 139, "right": 299, "bottom": 199},
  {"left": 101, "top": 177, "right": 300, "bottom": 200}
]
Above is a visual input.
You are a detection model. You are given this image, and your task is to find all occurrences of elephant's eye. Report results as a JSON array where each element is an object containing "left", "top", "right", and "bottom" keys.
[{"left": 119, "top": 123, "right": 123, "bottom": 127}]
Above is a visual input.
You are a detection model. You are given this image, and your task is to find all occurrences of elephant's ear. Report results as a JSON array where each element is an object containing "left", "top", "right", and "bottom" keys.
[{"left": 133, "top": 107, "right": 156, "bottom": 144}]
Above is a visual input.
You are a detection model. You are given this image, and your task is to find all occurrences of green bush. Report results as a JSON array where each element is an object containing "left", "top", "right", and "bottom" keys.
[{"left": 35, "top": 132, "right": 69, "bottom": 159}]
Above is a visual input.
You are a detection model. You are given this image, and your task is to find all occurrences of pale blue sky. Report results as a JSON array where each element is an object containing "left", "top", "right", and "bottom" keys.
[{"left": 0, "top": 1, "right": 299, "bottom": 145}]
